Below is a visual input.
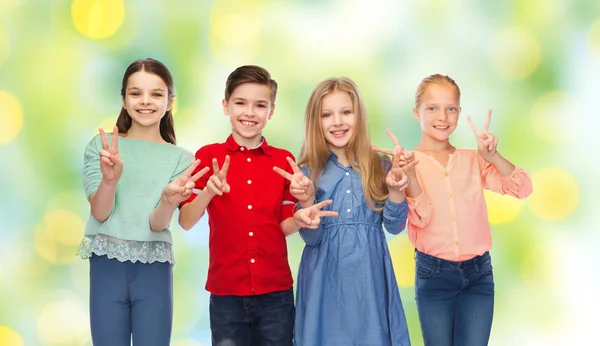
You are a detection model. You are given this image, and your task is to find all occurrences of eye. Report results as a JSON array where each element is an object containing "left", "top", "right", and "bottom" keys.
[
  {"left": 235, "top": 101, "right": 244, "bottom": 106},
  {"left": 153, "top": 93, "right": 163, "bottom": 97},
  {"left": 257, "top": 104, "right": 267, "bottom": 108},
  {"left": 322, "top": 113, "right": 331, "bottom": 118},
  {"left": 130, "top": 92, "right": 140, "bottom": 96},
  {"left": 427, "top": 107, "right": 436, "bottom": 111},
  {"left": 342, "top": 110, "right": 352, "bottom": 115},
  {"left": 449, "top": 107, "right": 457, "bottom": 111}
]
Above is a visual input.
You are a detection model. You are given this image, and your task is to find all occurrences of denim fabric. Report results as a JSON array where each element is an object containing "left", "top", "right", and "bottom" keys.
[
  {"left": 415, "top": 250, "right": 494, "bottom": 346},
  {"left": 89, "top": 254, "right": 173, "bottom": 346},
  {"left": 210, "top": 288, "right": 295, "bottom": 346}
]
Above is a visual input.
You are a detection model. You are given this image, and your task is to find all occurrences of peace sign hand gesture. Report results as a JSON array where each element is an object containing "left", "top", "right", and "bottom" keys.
[
  {"left": 372, "top": 130, "right": 418, "bottom": 175},
  {"left": 467, "top": 109, "right": 498, "bottom": 162},
  {"left": 161, "top": 160, "right": 210, "bottom": 206},
  {"left": 206, "top": 156, "right": 231, "bottom": 196},
  {"left": 98, "top": 126, "right": 123, "bottom": 183},
  {"left": 273, "top": 157, "right": 315, "bottom": 203},
  {"left": 293, "top": 199, "right": 339, "bottom": 229}
]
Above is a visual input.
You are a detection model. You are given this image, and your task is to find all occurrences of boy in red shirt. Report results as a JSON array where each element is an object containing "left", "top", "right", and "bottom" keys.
[{"left": 179, "top": 65, "right": 301, "bottom": 345}]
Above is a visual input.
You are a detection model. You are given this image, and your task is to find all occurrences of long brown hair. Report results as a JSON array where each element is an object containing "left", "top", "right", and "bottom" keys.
[
  {"left": 116, "top": 58, "right": 176, "bottom": 144},
  {"left": 298, "top": 77, "right": 389, "bottom": 212}
]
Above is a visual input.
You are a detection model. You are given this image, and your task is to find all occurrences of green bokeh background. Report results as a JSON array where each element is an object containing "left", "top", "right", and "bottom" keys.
[{"left": 0, "top": 0, "right": 596, "bottom": 345}]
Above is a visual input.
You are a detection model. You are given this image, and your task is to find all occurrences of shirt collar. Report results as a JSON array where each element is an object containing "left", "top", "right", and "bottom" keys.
[{"left": 225, "top": 134, "right": 272, "bottom": 155}]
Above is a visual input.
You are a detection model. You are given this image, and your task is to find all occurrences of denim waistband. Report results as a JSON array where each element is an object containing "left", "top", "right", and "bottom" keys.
[{"left": 415, "top": 249, "right": 491, "bottom": 269}]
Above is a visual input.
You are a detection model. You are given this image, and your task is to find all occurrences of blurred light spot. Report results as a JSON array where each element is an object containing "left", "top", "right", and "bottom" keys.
[
  {"left": 210, "top": 0, "right": 261, "bottom": 65},
  {"left": 484, "top": 189, "right": 525, "bottom": 224},
  {"left": 37, "top": 300, "right": 89, "bottom": 345},
  {"left": 388, "top": 236, "right": 415, "bottom": 288},
  {"left": 587, "top": 18, "right": 600, "bottom": 61},
  {"left": 530, "top": 91, "right": 571, "bottom": 143},
  {"left": 35, "top": 210, "right": 84, "bottom": 264},
  {"left": 0, "top": 91, "right": 23, "bottom": 145},
  {"left": 0, "top": 326, "right": 24, "bottom": 346},
  {"left": 171, "top": 339, "right": 204, "bottom": 346},
  {"left": 173, "top": 282, "right": 203, "bottom": 334},
  {"left": 0, "top": 27, "right": 10, "bottom": 66},
  {"left": 489, "top": 27, "right": 541, "bottom": 79},
  {"left": 529, "top": 168, "right": 578, "bottom": 221},
  {"left": 521, "top": 244, "right": 553, "bottom": 289},
  {"left": 71, "top": 0, "right": 125, "bottom": 39},
  {"left": 97, "top": 115, "right": 119, "bottom": 134}
]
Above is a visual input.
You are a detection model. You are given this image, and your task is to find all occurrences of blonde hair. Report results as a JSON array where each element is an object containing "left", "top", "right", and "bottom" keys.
[
  {"left": 298, "top": 77, "right": 389, "bottom": 212},
  {"left": 414, "top": 74, "right": 461, "bottom": 108}
]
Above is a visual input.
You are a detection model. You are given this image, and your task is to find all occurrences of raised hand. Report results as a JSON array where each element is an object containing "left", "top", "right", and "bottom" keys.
[
  {"left": 206, "top": 156, "right": 231, "bottom": 196},
  {"left": 372, "top": 130, "right": 418, "bottom": 175},
  {"left": 293, "top": 199, "right": 339, "bottom": 229},
  {"left": 467, "top": 109, "right": 498, "bottom": 162},
  {"left": 98, "top": 126, "right": 123, "bottom": 182},
  {"left": 162, "top": 160, "right": 210, "bottom": 205},
  {"left": 385, "top": 150, "right": 417, "bottom": 192},
  {"left": 273, "top": 157, "right": 315, "bottom": 203}
]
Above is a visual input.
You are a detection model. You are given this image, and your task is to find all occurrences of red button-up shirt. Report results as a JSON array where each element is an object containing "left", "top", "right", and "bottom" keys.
[{"left": 181, "top": 135, "right": 297, "bottom": 296}]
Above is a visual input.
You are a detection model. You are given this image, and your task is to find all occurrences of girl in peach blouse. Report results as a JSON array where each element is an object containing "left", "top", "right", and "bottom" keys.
[{"left": 383, "top": 74, "right": 533, "bottom": 346}]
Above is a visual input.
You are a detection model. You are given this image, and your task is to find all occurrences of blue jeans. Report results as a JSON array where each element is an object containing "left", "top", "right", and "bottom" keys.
[
  {"left": 89, "top": 254, "right": 173, "bottom": 346},
  {"left": 415, "top": 250, "right": 494, "bottom": 346},
  {"left": 210, "top": 288, "right": 295, "bottom": 346}
]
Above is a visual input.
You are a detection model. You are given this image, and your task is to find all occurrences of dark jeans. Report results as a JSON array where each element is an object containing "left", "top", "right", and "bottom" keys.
[
  {"left": 415, "top": 250, "right": 494, "bottom": 346},
  {"left": 210, "top": 288, "right": 295, "bottom": 346},
  {"left": 89, "top": 254, "right": 173, "bottom": 346}
]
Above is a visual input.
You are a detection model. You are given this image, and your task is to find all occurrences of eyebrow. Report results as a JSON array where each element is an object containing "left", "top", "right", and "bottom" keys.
[
  {"left": 322, "top": 107, "right": 352, "bottom": 112},
  {"left": 232, "top": 97, "right": 269, "bottom": 103},
  {"left": 127, "top": 87, "right": 167, "bottom": 92}
]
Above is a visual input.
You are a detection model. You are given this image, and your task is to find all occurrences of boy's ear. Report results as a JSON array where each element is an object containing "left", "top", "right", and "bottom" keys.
[
  {"left": 222, "top": 99, "right": 229, "bottom": 115},
  {"left": 412, "top": 108, "right": 420, "bottom": 120},
  {"left": 268, "top": 104, "right": 275, "bottom": 120}
]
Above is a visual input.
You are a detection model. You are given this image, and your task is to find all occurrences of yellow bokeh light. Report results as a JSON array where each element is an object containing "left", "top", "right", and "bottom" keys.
[
  {"left": 489, "top": 27, "right": 541, "bottom": 79},
  {"left": 173, "top": 282, "right": 203, "bottom": 334},
  {"left": 0, "top": 91, "right": 23, "bottom": 145},
  {"left": 37, "top": 300, "right": 89, "bottom": 345},
  {"left": 484, "top": 189, "right": 525, "bottom": 225},
  {"left": 530, "top": 91, "right": 571, "bottom": 143},
  {"left": 96, "top": 115, "right": 119, "bottom": 135},
  {"left": 0, "top": 326, "right": 24, "bottom": 346},
  {"left": 209, "top": 0, "right": 262, "bottom": 65},
  {"left": 0, "top": 27, "right": 10, "bottom": 66},
  {"left": 71, "top": 0, "right": 125, "bottom": 39},
  {"left": 34, "top": 210, "right": 84, "bottom": 264},
  {"left": 529, "top": 168, "right": 579, "bottom": 221},
  {"left": 388, "top": 236, "right": 415, "bottom": 288},
  {"left": 587, "top": 18, "right": 600, "bottom": 61},
  {"left": 521, "top": 244, "right": 553, "bottom": 288},
  {"left": 171, "top": 339, "right": 204, "bottom": 346}
]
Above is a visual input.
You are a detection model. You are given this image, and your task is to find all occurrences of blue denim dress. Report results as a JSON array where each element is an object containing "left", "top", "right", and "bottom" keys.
[{"left": 294, "top": 153, "right": 411, "bottom": 346}]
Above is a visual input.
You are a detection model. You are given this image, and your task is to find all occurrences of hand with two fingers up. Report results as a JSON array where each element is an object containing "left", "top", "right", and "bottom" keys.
[
  {"left": 161, "top": 160, "right": 210, "bottom": 206},
  {"left": 293, "top": 200, "right": 339, "bottom": 229},
  {"left": 98, "top": 126, "right": 123, "bottom": 183},
  {"left": 273, "top": 157, "right": 316, "bottom": 205},
  {"left": 467, "top": 109, "right": 498, "bottom": 163},
  {"left": 205, "top": 155, "right": 231, "bottom": 197},
  {"left": 372, "top": 130, "right": 419, "bottom": 200}
]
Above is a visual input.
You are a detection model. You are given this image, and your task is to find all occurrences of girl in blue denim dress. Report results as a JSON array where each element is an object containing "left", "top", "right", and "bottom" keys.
[{"left": 275, "top": 77, "right": 413, "bottom": 346}]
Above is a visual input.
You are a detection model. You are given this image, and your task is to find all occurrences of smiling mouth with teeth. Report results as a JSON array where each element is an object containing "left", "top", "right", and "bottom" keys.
[
  {"left": 137, "top": 109, "right": 155, "bottom": 114},
  {"left": 240, "top": 120, "right": 257, "bottom": 126}
]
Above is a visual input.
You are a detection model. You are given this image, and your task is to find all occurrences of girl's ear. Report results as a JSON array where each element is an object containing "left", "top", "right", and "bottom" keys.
[{"left": 412, "top": 108, "right": 420, "bottom": 120}]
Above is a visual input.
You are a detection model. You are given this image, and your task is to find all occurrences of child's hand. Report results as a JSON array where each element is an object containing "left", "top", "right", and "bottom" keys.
[
  {"left": 372, "top": 130, "right": 419, "bottom": 175},
  {"left": 161, "top": 160, "right": 210, "bottom": 206},
  {"left": 206, "top": 156, "right": 231, "bottom": 196},
  {"left": 273, "top": 157, "right": 315, "bottom": 203},
  {"left": 294, "top": 200, "right": 339, "bottom": 229},
  {"left": 385, "top": 150, "right": 416, "bottom": 192},
  {"left": 98, "top": 126, "right": 123, "bottom": 183},
  {"left": 467, "top": 109, "right": 498, "bottom": 163}
]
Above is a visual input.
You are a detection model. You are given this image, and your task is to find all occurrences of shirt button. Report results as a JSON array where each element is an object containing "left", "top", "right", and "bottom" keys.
[
  {"left": 444, "top": 171, "right": 449, "bottom": 177},
  {"left": 241, "top": 147, "right": 245, "bottom": 151},
  {"left": 449, "top": 193, "right": 453, "bottom": 198},
  {"left": 248, "top": 205, "right": 252, "bottom": 210},
  {"left": 249, "top": 232, "right": 253, "bottom": 236},
  {"left": 247, "top": 180, "right": 252, "bottom": 184},
  {"left": 247, "top": 158, "right": 251, "bottom": 162},
  {"left": 450, "top": 216, "right": 456, "bottom": 221},
  {"left": 347, "top": 208, "right": 351, "bottom": 213},
  {"left": 346, "top": 189, "right": 351, "bottom": 194},
  {"left": 454, "top": 241, "right": 459, "bottom": 246},
  {"left": 345, "top": 172, "right": 350, "bottom": 176},
  {"left": 250, "top": 258, "right": 255, "bottom": 263}
]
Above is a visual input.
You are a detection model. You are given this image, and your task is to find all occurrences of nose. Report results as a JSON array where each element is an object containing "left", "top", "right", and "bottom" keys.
[
  {"left": 438, "top": 110, "right": 448, "bottom": 122},
  {"left": 141, "top": 94, "right": 150, "bottom": 105},
  {"left": 333, "top": 112, "right": 343, "bottom": 125},
  {"left": 245, "top": 105, "right": 256, "bottom": 117}
]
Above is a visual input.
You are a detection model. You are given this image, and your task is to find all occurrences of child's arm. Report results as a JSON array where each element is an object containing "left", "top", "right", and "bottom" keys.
[
  {"left": 178, "top": 155, "right": 231, "bottom": 230},
  {"left": 468, "top": 111, "right": 533, "bottom": 198},
  {"left": 87, "top": 127, "right": 122, "bottom": 222},
  {"left": 404, "top": 172, "right": 433, "bottom": 228},
  {"left": 150, "top": 159, "right": 209, "bottom": 231}
]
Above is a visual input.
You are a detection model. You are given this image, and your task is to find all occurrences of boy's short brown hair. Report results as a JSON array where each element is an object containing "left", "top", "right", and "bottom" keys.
[{"left": 224, "top": 65, "right": 278, "bottom": 103}]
